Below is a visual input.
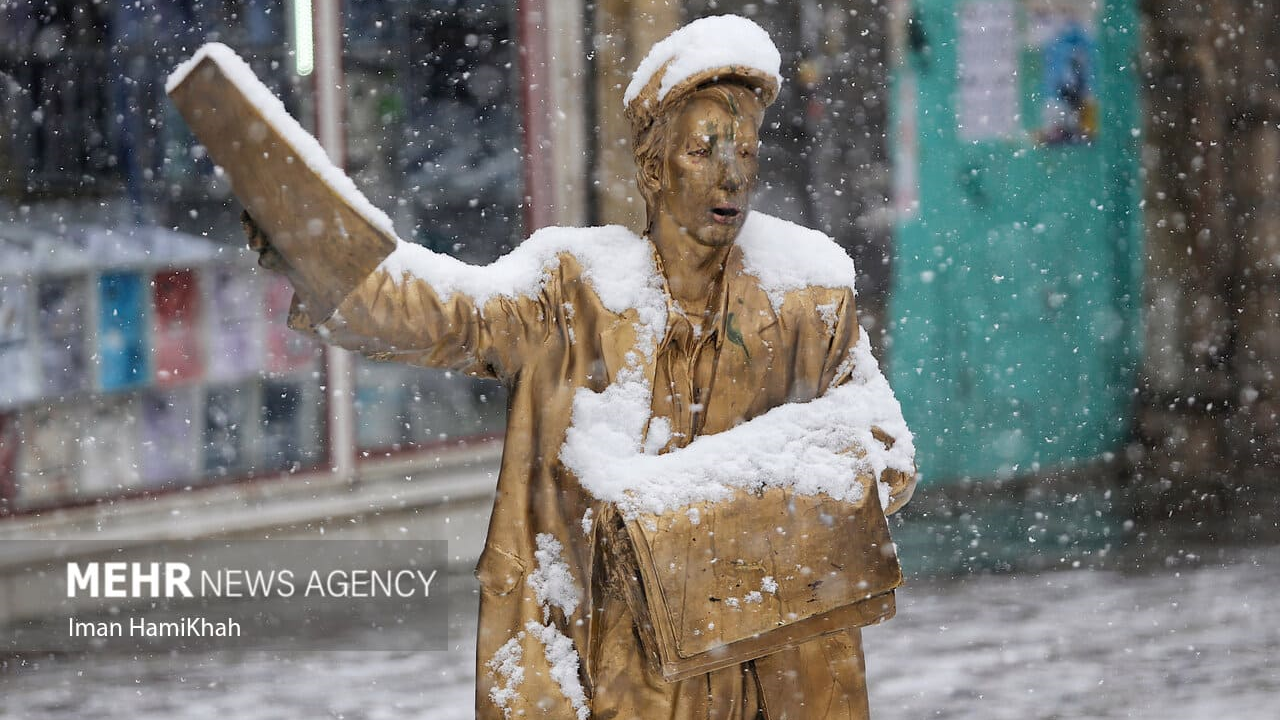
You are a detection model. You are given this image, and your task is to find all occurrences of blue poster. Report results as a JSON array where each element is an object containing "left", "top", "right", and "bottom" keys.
[
  {"left": 1032, "top": 11, "right": 1099, "bottom": 145},
  {"left": 97, "top": 271, "right": 149, "bottom": 391},
  {"left": 355, "top": 362, "right": 408, "bottom": 451}
]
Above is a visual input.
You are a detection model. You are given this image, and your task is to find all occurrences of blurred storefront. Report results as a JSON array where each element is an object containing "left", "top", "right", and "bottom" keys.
[
  {"left": 0, "top": 0, "right": 520, "bottom": 520},
  {"left": 0, "top": 225, "right": 325, "bottom": 511}
]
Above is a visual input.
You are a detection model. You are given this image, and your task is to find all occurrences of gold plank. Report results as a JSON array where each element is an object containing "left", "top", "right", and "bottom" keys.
[{"left": 168, "top": 54, "right": 395, "bottom": 318}]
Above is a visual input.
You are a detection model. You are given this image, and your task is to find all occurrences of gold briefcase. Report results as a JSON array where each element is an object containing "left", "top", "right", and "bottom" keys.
[{"left": 604, "top": 480, "right": 902, "bottom": 682}]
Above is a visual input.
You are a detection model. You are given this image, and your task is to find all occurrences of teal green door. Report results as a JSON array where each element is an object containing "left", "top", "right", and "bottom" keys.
[{"left": 888, "top": 0, "right": 1143, "bottom": 484}]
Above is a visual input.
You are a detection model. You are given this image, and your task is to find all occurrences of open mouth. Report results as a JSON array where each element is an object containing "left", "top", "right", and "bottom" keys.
[{"left": 710, "top": 206, "right": 741, "bottom": 223}]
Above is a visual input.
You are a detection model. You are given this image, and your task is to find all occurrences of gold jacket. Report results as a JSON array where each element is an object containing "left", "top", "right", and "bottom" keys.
[{"left": 287, "top": 225, "right": 916, "bottom": 720}]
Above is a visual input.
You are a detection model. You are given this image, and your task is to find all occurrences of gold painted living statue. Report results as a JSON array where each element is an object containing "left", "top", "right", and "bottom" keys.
[{"left": 238, "top": 15, "right": 915, "bottom": 719}]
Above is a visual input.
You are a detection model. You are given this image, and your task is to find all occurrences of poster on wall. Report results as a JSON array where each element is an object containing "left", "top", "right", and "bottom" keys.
[
  {"left": 139, "top": 387, "right": 200, "bottom": 487},
  {"left": 956, "top": 0, "right": 1019, "bottom": 141},
  {"left": 264, "top": 275, "right": 319, "bottom": 373},
  {"left": 0, "top": 280, "right": 36, "bottom": 408},
  {"left": 79, "top": 395, "right": 141, "bottom": 495},
  {"left": 97, "top": 271, "right": 149, "bottom": 392},
  {"left": 203, "top": 382, "right": 255, "bottom": 479},
  {"left": 37, "top": 276, "right": 89, "bottom": 397},
  {"left": 152, "top": 269, "right": 205, "bottom": 386},
  {"left": 207, "top": 265, "right": 261, "bottom": 381},
  {"left": 16, "top": 403, "right": 83, "bottom": 509},
  {"left": 1026, "top": 0, "right": 1098, "bottom": 144}
]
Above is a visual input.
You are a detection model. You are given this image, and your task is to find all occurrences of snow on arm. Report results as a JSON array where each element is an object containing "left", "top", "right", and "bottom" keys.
[
  {"left": 374, "top": 224, "right": 665, "bottom": 340},
  {"left": 306, "top": 222, "right": 668, "bottom": 379},
  {"left": 562, "top": 330, "right": 914, "bottom": 517},
  {"left": 359, "top": 224, "right": 667, "bottom": 375}
]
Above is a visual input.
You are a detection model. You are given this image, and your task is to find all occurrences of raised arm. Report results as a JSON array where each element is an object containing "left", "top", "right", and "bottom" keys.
[{"left": 244, "top": 211, "right": 555, "bottom": 381}]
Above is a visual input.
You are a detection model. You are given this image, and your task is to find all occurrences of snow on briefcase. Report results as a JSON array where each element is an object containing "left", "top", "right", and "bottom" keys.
[{"left": 603, "top": 477, "right": 902, "bottom": 682}]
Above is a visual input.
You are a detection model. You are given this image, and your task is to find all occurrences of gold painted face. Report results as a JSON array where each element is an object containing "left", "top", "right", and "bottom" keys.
[{"left": 657, "top": 88, "right": 763, "bottom": 248}]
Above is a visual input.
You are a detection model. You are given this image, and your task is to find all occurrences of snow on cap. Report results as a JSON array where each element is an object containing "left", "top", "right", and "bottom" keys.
[{"left": 624, "top": 15, "right": 781, "bottom": 127}]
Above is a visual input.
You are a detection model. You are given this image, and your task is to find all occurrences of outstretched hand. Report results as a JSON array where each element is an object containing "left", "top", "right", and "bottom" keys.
[{"left": 240, "top": 209, "right": 290, "bottom": 273}]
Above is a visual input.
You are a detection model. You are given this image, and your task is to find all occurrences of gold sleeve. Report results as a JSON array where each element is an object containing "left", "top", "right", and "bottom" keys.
[{"left": 285, "top": 261, "right": 557, "bottom": 382}]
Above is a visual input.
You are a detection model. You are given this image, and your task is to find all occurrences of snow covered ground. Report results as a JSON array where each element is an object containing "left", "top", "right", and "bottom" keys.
[{"left": 2, "top": 545, "right": 1275, "bottom": 720}]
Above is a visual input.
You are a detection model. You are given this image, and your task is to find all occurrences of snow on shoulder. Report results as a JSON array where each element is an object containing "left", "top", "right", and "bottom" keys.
[
  {"left": 376, "top": 224, "right": 668, "bottom": 354},
  {"left": 737, "top": 211, "right": 859, "bottom": 310},
  {"left": 623, "top": 15, "right": 782, "bottom": 107}
]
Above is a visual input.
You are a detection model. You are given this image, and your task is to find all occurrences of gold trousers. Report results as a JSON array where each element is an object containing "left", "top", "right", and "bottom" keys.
[{"left": 588, "top": 578, "right": 871, "bottom": 720}]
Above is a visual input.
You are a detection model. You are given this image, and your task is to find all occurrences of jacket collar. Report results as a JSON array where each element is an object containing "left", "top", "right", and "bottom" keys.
[{"left": 647, "top": 238, "right": 781, "bottom": 350}]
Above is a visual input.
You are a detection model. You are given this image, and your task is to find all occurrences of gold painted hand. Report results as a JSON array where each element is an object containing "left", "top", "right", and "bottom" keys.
[{"left": 240, "top": 209, "right": 290, "bottom": 274}]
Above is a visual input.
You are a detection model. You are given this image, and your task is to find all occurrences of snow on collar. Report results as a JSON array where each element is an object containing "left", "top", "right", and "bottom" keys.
[{"left": 623, "top": 15, "right": 782, "bottom": 108}]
